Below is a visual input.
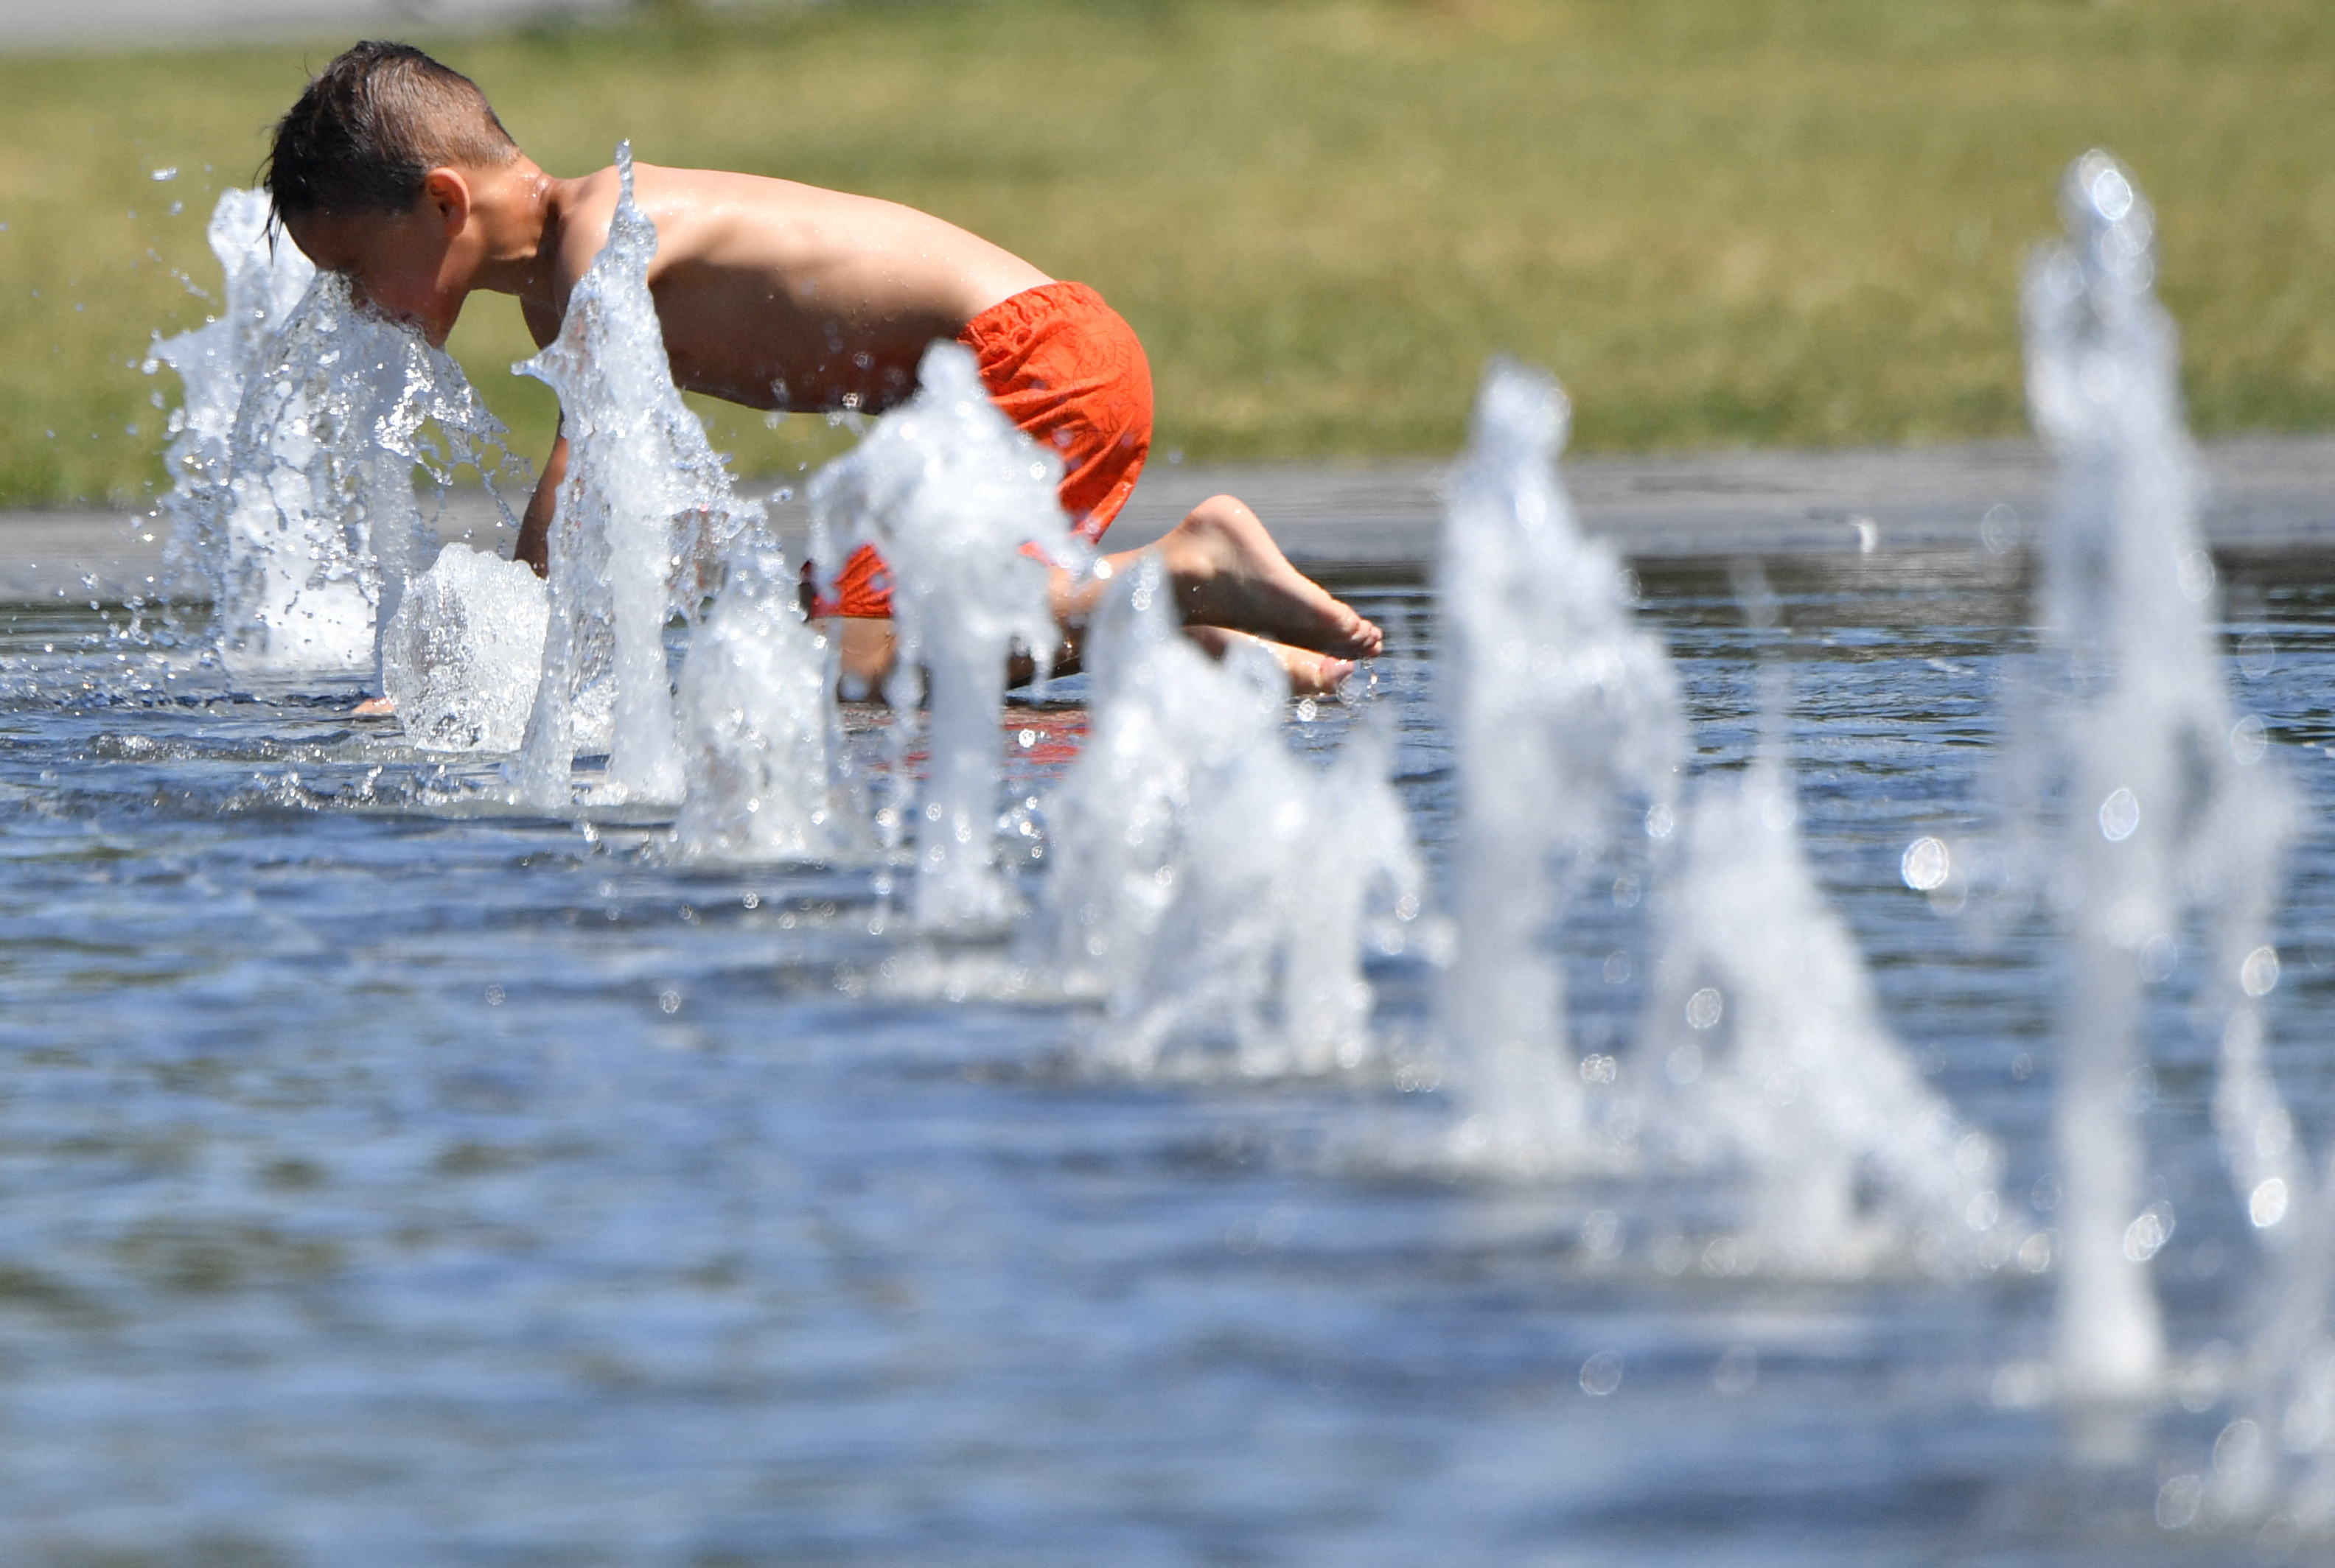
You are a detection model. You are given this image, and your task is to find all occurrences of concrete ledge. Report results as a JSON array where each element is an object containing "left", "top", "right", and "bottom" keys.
[
  {"left": 9, "top": 434, "right": 2333, "bottom": 608},
  {"left": 1100, "top": 433, "right": 2335, "bottom": 572}
]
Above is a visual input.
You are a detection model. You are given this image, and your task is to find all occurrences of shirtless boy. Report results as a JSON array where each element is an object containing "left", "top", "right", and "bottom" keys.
[{"left": 265, "top": 41, "right": 1381, "bottom": 694}]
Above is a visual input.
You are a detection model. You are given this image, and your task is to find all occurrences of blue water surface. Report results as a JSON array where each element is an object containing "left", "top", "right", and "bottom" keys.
[{"left": 2, "top": 549, "right": 2333, "bottom": 1567}]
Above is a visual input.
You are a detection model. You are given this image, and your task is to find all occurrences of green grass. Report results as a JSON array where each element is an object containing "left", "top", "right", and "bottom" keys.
[{"left": 1, "top": 0, "right": 2331, "bottom": 506}]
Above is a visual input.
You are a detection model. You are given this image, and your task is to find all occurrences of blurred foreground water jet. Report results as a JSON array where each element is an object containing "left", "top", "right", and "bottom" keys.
[
  {"left": 1637, "top": 584, "right": 1999, "bottom": 1275},
  {"left": 517, "top": 144, "right": 763, "bottom": 806},
  {"left": 1433, "top": 364, "right": 1991, "bottom": 1269},
  {"left": 2026, "top": 150, "right": 2335, "bottom": 1519},
  {"left": 1030, "top": 554, "right": 1422, "bottom": 1075},
  {"left": 810, "top": 340, "right": 1079, "bottom": 928},
  {"left": 1435, "top": 360, "right": 1681, "bottom": 1172},
  {"left": 147, "top": 190, "right": 515, "bottom": 682},
  {"left": 2022, "top": 150, "right": 2308, "bottom": 1415}
]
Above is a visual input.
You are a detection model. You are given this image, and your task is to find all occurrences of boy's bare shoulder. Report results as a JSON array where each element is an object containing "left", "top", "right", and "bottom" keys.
[
  {"left": 548, "top": 162, "right": 826, "bottom": 289},
  {"left": 545, "top": 164, "right": 629, "bottom": 293}
]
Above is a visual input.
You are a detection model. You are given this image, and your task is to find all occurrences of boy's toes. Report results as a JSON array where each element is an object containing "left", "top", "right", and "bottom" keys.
[
  {"left": 1296, "top": 654, "right": 1355, "bottom": 697},
  {"left": 1184, "top": 626, "right": 1354, "bottom": 698}
]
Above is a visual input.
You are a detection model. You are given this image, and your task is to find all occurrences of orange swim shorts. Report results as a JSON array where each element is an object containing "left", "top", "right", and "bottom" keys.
[{"left": 819, "top": 280, "right": 1153, "bottom": 619}]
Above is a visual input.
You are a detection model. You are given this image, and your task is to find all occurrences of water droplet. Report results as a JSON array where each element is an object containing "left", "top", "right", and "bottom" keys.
[
  {"left": 2235, "top": 630, "right": 2275, "bottom": 679},
  {"left": 2098, "top": 786, "right": 2140, "bottom": 842},
  {"left": 1685, "top": 987, "right": 1723, "bottom": 1030},
  {"left": 2177, "top": 549, "right": 2215, "bottom": 603},
  {"left": 2089, "top": 162, "right": 2135, "bottom": 223},
  {"left": 2241, "top": 944, "right": 2280, "bottom": 997},
  {"left": 2154, "top": 1473, "right": 2202, "bottom": 1531},
  {"left": 1579, "top": 1351, "right": 1624, "bottom": 1396},
  {"left": 1901, "top": 836, "right": 1950, "bottom": 891},
  {"left": 1979, "top": 503, "right": 2019, "bottom": 554},
  {"left": 2214, "top": 1418, "right": 2261, "bottom": 1477},
  {"left": 2122, "top": 1202, "right": 2174, "bottom": 1262}
]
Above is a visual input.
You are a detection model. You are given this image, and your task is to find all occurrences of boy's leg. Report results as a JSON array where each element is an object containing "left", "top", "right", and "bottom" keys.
[
  {"left": 1051, "top": 494, "right": 1382, "bottom": 662},
  {"left": 817, "top": 286, "right": 1378, "bottom": 696},
  {"left": 823, "top": 609, "right": 1358, "bottom": 700},
  {"left": 821, "top": 496, "right": 1379, "bottom": 699},
  {"left": 831, "top": 617, "right": 897, "bottom": 696}
]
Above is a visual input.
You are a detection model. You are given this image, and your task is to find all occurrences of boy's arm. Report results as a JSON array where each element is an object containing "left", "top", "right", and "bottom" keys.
[{"left": 513, "top": 423, "right": 568, "bottom": 577}]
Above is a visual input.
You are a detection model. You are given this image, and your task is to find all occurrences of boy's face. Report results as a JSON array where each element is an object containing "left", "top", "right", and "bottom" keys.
[{"left": 285, "top": 197, "right": 464, "bottom": 346}]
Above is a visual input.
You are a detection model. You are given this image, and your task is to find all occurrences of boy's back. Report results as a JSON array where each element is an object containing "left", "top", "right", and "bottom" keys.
[{"left": 527, "top": 164, "right": 1053, "bottom": 414}]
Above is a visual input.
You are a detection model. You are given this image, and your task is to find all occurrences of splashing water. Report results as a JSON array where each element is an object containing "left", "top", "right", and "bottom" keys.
[
  {"left": 1030, "top": 554, "right": 1422, "bottom": 1076},
  {"left": 144, "top": 190, "right": 312, "bottom": 607},
  {"left": 516, "top": 144, "right": 764, "bottom": 807},
  {"left": 1638, "top": 689, "right": 2000, "bottom": 1276},
  {"left": 809, "top": 340, "right": 1080, "bottom": 928},
  {"left": 1432, "top": 361, "right": 1987, "bottom": 1271},
  {"left": 1437, "top": 360, "right": 1683, "bottom": 1172},
  {"left": 2023, "top": 151, "right": 2306, "bottom": 1416},
  {"left": 380, "top": 545, "right": 550, "bottom": 753},
  {"left": 2025, "top": 151, "right": 2333, "bottom": 1516},
  {"left": 673, "top": 538, "right": 853, "bottom": 863},
  {"left": 148, "top": 192, "right": 517, "bottom": 682}
]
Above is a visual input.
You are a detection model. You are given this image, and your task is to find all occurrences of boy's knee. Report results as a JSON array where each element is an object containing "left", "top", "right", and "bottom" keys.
[{"left": 1184, "top": 494, "right": 1256, "bottom": 528}]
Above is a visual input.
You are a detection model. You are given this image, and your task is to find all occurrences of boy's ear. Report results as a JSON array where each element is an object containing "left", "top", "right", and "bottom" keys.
[{"left": 420, "top": 167, "right": 473, "bottom": 237}]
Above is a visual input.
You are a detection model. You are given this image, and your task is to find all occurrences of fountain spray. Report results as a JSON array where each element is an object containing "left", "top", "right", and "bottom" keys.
[
  {"left": 2024, "top": 151, "right": 2304, "bottom": 1411},
  {"left": 1636, "top": 573, "right": 2000, "bottom": 1274},
  {"left": 1032, "top": 554, "right": 1421, "bottom": 1075},
  {"left": 517, "top": 143, "right": 762, "bottom": 807},
  {"left": 672, "top": 526, "right": 853, "bottom": 864},
  {"left": 1437, "top": 360, "right": 1682, "bottom": 1172},
  {"left": 809, "top": 340, "right": 1078, "bottom": 929},
  {"left": 149, "top": 192, "right": 514, "bottom": 682},
  {"left": 146, "top": 191, "right": 313, "bottom": 613}
]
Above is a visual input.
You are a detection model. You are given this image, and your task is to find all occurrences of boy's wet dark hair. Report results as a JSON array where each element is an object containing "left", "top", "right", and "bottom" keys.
[{"left": 265, "top": 41, "right": 518, "bottom": 221}]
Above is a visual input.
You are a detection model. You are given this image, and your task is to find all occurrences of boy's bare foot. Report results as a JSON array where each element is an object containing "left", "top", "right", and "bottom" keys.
[
  {"left": 353, "top": 696, "right": 397, "bottom": 717},
  {"left": 1181, "top": 626, "right": 1354, "bottom": 698},
  {"left": 1154, "top": 495, "right": 1383, "bottom": 660}
]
